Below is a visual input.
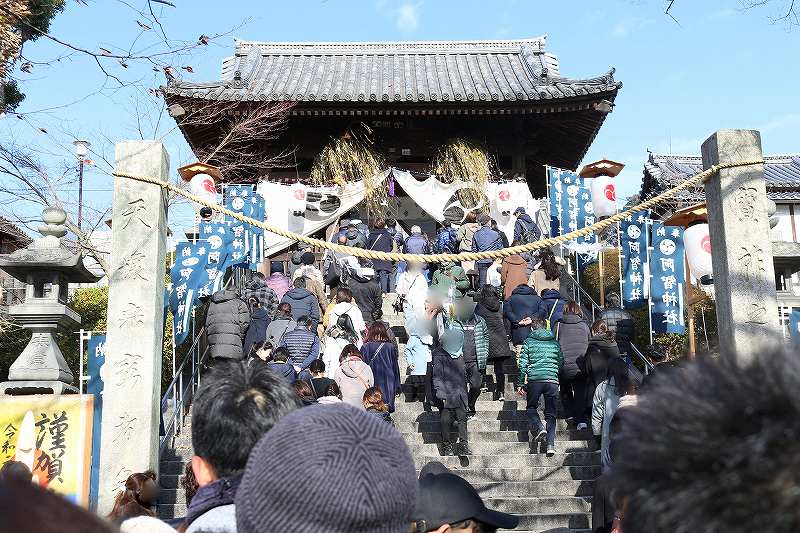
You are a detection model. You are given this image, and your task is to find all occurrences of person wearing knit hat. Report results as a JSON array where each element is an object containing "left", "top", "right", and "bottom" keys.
[{"left": 236, "top": 404, "right": 417, "bottom": 533}]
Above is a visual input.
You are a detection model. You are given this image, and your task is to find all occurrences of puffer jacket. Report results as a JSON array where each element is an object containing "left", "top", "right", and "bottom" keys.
[
  {"left": 335, "top": 357, "right": 374, "bottom": 407},
  {"left": 280, "top": 287, "right": 320, "bottom": 325},
  {"left": 474, "top": 285, "right": 513, "bottom": 361},
  {"left": 266, "top": 360, "right": 297, "bottom": 382},
  {"left": 556, "top": 313, "right": 590, "bottom": 378},
  {"left": 367, "top": 227, "right": 394, "bottom": 272},
  {"left": 517, "top": 328, "right": 563, "bottom": 387},
  {"left": 599, "top": 307, "right": 635, "bottom": 355},
  {"left": 450, "top": 315, "right": 490, "bottom": 370},
  {"left": 205, "top": 290, "right": 250, "bottom": 360},
  {"left": 241, "top": 278, "right": 279, "bottom": 317},
  {"left": 541, "top": 289, "right": 566, "bottom": 331},
  {"left": 503, "top": 284, "right": 546, "bottom": 345},
  {"left": 265, "top": 272, "right": 291, "bottom": 301},
  {"left": 279, "top": 327, "right": 320, "bottom": 371},
  {"left": 456, "top": 222, "right": 480, "bottom": 252},
  {"left": 430, "top": 260, "right": 470, "bottom": 298},
  {"left": 472, "top": 226, "right": 503, "bottom": 265},
  {"left": 500, "top": 255, "right": 529, "bottom": 300}
]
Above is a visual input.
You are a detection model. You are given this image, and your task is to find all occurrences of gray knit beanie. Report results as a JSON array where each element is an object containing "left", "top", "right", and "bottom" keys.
[{"left": 236, "top": 403, "right": 417, "bottom": 532}]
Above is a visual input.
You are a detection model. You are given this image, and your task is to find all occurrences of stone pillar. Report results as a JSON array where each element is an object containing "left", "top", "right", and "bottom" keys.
[
  {"left": 701, "top": 129, "right": 781, "bottom": 362},
  {"left": 97, "top": 141, "right": 169, "bottom": 513}
]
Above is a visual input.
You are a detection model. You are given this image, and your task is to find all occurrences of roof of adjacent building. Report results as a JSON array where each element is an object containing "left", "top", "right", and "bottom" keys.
[
  {"left": 164, "top": 37, "right": 620, "bottom": 104},
  {"left": 0, "top": 216, "right": 31, "bottom": 245},
  {"left": 642, "top": 153, "right": 800, "bottom": 207}
]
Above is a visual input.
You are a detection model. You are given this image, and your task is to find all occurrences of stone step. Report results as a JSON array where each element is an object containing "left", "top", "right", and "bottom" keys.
[
  {"left": 399, "top": 431, "right": 593, "bottom": 445},
  {"left": 405, "top": 440, "right": 597, "bottom": 455},
  {"left": 393, "top": 399, "right": 549, "bottom": 412},
  {"left": 391, "top": 410, "right": 568, "bottom": 422},
  {"left": 415, "top": 452, "right": 600, "bottom": 468},
  {"left": 432, "top": 466, "right": 601, "bottom": 483},
  {"left": 400, "top": 420, "right": 589, "bottom": 434},
  {"left": 484, "top": 496, "right": 592, "bottom": 515},
  {"left": 156, "top": 503, "right": 185, "bottom": 519},
  {"left": 473, "top": 480, "right": 596, "bottom": 498},
  {"left": 510, "top": 512, "right": 590, "bottom": 532}
]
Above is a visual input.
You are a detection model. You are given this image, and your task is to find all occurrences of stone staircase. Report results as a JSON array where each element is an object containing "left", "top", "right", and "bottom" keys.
[{"left": 156, "top": 294, "right": 601, "bottom": 532}]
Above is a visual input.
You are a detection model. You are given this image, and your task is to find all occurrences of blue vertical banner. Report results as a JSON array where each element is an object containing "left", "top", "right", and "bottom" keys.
[
  {"left": 650, "top": 222, "right": 686, "bottom": 334},
  {"left": 224, "top": 184, "right": 266, "bottom": 268},
  {"left": 790, "top": 310, "right": 800, "bottom": 345},
  {"left": 574, "top": 180, "right": 598, "bottom": 269},
  {"left": 547, "top": 167, "right": 565, "bottom": 237},
  {"left": 86, "top": 334, "right": 106, "bottom": 510},
  {"left": 170, "top": 242, "right": 204, "bottom": 344},
  {"left": 619, "top": 212, "right": 649, "bottom": 309}
]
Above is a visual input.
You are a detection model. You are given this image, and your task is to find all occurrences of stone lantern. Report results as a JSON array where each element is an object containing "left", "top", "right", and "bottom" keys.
[{"left": 0, "top": 206, "right": 100, "bottom": 395}]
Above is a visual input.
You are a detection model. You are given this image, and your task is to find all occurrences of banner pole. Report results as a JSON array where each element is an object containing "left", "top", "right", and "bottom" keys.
[
  {"left": 685, "top": 254, "right": 696, "bottom": 359},
  {"left": 599, "top": 248, "right": 605, "bottom": 308},
  {"left": 646, "top": 219, "right": 654, "bottom": 347},
  {"left": 617, "top": 222, "right": 624, "bottom": 310}
]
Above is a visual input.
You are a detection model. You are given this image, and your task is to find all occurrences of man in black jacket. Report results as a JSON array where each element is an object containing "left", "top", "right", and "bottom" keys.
[
  {"left": 432, "top": 328, "right": 471, "bottom": 457},
  {"left": 599, "top": 292, "right": 635, "bottom": 359},
  {"left": 345, "top": 258, "right": 383, "bottom": 326}
]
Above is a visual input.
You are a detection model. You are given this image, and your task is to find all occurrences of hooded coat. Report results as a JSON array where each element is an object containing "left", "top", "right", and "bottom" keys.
[
  {"left": 541, "top": 289, "right": 566, "bottom": 330},
  {"left": 335, "top": 357, "right": 374, "bottom": 408},
  {"left": 517, "top": 328, "right": 563, "bottom": 387},
  {"left": 503, "top": 284, "right": 546, "bottom": 345},
  {"left": 586, "top": 336, "right": 621, "bottom": 388},
  {"left": 205, "top": 290, "right": 250, "bottom": 360},
  {"left": 346, "top": 271, "right": 383, "bottom": 325},
  {"left": 556, "top": 313, "right": 590, "bottom": 378},
  {"left": 514, "top": 213, "right": 541, "bottom": 243},
  {"left": 242, "top": 308, "right": 271, "bottom": 357},
  {"left": 265, "top": 272, "right": 291, "bottom": 302},
  {"left": 430, "top": 260, "right": 470, "bottom": 298},
  {"left": 500, "top": 255, "right": 529, "bottom": 299},
  {"left": 474, "top": 285, "right": 513, "bottom": 361},
  {"left": 241, "top": 278, "right": 279, "bottom": 318},
  {"left": 280, "top": 287, "right": 320, "bottom": 325},
  {"left": 367, "top": 227, "right": 394, "bottom": 272},
  {"left": 431, "top": 345, "right": 468, "bottom": 410}
]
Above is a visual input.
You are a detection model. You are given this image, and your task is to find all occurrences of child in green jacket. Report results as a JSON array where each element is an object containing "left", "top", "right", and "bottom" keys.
[{"left": 517, "top": 318, "right": 564, "bottom": 456}]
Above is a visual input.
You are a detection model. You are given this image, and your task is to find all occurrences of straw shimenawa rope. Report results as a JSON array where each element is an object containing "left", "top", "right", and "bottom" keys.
[{"left": 113, "top": 160, "right": 763, "bottom": 264}]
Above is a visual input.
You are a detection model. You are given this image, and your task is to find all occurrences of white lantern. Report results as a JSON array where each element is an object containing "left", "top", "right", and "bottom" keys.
[
  {"left": 189, "top": 173, "right": 218, "bottom": 209},
  {"left": 590, "top": 175, "right": 617, "bottom": 217},
  {"left": 683, "top": 223, "right": 713, "bottom": 280},
  {"left": 495, "top": 186, "right": 513, "bottom": 215},
  {"left": 289, "top": 182, "right": 308, "bottom": 216}
]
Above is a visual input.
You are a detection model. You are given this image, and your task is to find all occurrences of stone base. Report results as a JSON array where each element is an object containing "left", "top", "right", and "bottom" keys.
[{"left": 0, "top": 380, "right": 79, "bottom": 395}]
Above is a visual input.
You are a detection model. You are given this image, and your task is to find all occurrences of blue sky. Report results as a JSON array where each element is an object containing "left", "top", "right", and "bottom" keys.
[{"left": 3, "top": 0, "right": 799, "bottom": 233}]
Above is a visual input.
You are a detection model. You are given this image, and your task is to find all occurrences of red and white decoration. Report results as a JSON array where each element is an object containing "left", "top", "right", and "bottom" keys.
[
  {"left": 495, "top": 186, "right": 514, "bottom": 215},
  {"left": 589, "top": 175, "right": 617, "bottom": 217},
  {"left": 683, "top": 223, "right": 713, "bottom": 279},
  {"left": 288, "top": 182, "right": 308, "bottom": 215},
  {"left": 188, "top": 173, "right": 218, "bottom": 209}
]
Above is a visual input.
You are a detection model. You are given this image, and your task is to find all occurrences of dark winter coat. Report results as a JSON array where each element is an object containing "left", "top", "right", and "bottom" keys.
[
  {"left": 450, "top": 315, "right": 490, "bottom": 370},
  {"left": 403, "top": 234, "right": 430, "bottom": 255},
  {"left": 474, "top": 286, "right": 513, "bottom": 361},
  {"left": 183, "top": 473, "right": 241, "bottom": 533},
  {"left": 431, "top": 345, "right": 468, "bottom": 410},
  {"left": 541, "top": 289, "right": 566, "bottom": 331},
  {"left": 366, "top": 407, "right": 394, "bottom": 425},
  {"left": 241, "top": 278, "right": 279, "bottom": 317},
  {"left": 517, "top": 328, "right": 563, "bottom": 387},
  {"left": 279, "top": 327, "right": 320, "bottom": 371},
  {"left": 599, "top": 307, "right": 635, "bottom": 356},
  {"left": 586, "top": 336, "right": 621, "bottom": 387},
  {"left": 361, "top": 341, "right": 401, "bottom": 412},
  {"left": 266, "top": 360, "right": 297, "bottom": 383},
  {"left": 503, "top": 284, "right": 546, "bottom": 345},
  {"left": 243, "top": 308, "right": 271, "bottom": 357},
  {"left": 556, "top": 313, "right": 590, "bottom": 379},
  {"left": 367, "top": 227, "right": 394, "bottom": 272},
  {"left": 347, "top": 274, "right": 383, "bottom": 325},
  {"left": 281, "top": 287, "right": 320, "bottom": 325},
  {"left": 205, "top": 290, "right": 250, "bottom": 360},
  {"left": 472, "top": 226, "right": 503, "bottom": 266},
  {"left": 514, "top": 213, "right": 541, "bottom": 243}
]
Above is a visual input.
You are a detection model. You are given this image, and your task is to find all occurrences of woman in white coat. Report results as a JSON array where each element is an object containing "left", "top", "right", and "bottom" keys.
[
  {"left": 592, "top": 357, "right": 635, "bottom": 471},
  {"left": 322, "top": 286, "right": 367, "bottom": 379},
  {"left": 396, "top": 261, "right": 429, "bottom": 316}
]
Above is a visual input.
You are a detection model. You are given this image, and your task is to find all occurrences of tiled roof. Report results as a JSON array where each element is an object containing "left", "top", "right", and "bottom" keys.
[
  {"left": 642, "top": 153, "right": 800, "bottom": 203},
  {"left": 0, "top": 216, "right": 31, "bottom": 245},
  {"left": 164, "top": 37, "right": 620, "bottom": 104}
]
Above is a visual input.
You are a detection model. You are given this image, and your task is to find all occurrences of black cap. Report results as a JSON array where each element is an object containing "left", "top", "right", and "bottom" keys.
[{"left": 413, "top": 473, "right": 519, "bottom": 532}]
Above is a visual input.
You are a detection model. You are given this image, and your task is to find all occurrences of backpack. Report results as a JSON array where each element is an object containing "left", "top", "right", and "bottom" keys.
[
  {"left": 517, "top": 217, "right": 541, "bottom": 244},
  {"left": 324, "top": 255, "right": 341, "bottom": 286},
  {"left": 435, "top": 228, "right": 457, "bottom": 254},
  {"left": 328, "top": 309, "right": 358, "bottom": 343}
]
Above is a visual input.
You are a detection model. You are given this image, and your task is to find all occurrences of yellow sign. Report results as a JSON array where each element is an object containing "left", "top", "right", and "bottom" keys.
[{"left": 0, "top": 395, "right": 93, "bottom": 506}]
